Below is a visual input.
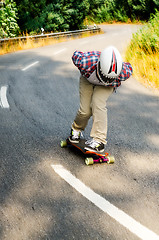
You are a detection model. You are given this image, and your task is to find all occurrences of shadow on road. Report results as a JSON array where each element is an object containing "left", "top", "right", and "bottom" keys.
[{"left": 0, "top": 48, "right": 159, "bottom": 239}]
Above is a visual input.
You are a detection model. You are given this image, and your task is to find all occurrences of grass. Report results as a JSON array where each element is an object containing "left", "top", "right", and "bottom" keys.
[
  {"left": 0, "top": 30, "right": 103, "bottom": 55},
  {"left": 126, "top": 47, "right": 159, "bottom": 89},
  {"left": 0, "top": 36, "right": 66, "bottom": 55},
  {"left": 126, "top": 11, "right": 159, "bottom": 90}
]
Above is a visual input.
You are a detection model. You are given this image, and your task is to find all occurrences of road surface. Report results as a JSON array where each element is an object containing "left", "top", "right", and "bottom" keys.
[{"left": 0, "top": 24, "right": 159, "bottom": 240}]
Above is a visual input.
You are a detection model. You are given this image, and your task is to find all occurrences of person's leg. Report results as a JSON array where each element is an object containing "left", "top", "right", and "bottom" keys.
[
  {"left": 72, "top": 75, "right": 94, "bottom": 131},
  {"left": 90, "top": 86, "right": 114, "bottom": 144}
]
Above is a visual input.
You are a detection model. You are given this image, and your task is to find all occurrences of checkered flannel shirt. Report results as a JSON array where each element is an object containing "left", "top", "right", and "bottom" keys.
[{"left": 72, "top": 50, "right": 133, "bottom": 88}]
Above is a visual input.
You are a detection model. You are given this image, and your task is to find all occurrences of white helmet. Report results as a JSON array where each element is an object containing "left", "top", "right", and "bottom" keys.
[{"left": 97, "top": 46, "right": 123, "bottom": 84}]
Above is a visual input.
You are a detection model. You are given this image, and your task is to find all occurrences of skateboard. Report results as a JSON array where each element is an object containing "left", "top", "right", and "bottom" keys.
[{"left": 60, "top": 138, "right": 115, "bottom": 165}]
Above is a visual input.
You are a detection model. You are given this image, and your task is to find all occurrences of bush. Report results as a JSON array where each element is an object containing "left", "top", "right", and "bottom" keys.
[
  {"left": 0, "top": 0, "right": 19, "bottom": 38},
  {"left": 129, "top": 11, "right": 159, "bottom": 53},
  {"left": 15, "top": 0, "right": 90, "bottom": 34},
  {"left": 126, "top": 11, "right": 159, "bottom": 89},
  {"left": 89, "top": 0, "right": 159, "bottom": 23}
]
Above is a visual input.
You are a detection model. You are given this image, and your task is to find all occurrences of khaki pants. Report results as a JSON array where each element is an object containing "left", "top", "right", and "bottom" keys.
[{"left": 72, "top": 75, "right": 114, "bottom": 144}]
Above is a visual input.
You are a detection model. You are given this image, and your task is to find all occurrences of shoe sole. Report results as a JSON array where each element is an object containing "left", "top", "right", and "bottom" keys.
[
  {"left": 68, "top": 137, "right": 80, "bottom": 144},
  {"left": 84, "top": 147, "right": 104, "bottom": 153}
]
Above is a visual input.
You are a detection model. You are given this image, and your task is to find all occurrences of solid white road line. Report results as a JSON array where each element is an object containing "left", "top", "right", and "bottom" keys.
[
  {"left": 51, "top": 164, "right": 159, "bottom": 240},
  {"left": 22, "top": 61, "right": 39, "bottom": 71},
  {"left": 0, "top": 85, "right": 9, "bottom": 108}
]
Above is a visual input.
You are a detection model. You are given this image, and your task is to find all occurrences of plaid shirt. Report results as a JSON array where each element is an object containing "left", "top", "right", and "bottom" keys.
[{"left": 72, "top": 50, "right": 133, "bottom": 88}]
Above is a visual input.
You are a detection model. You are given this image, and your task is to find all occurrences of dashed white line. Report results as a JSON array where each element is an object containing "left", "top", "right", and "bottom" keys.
[
  {"left": 21, "top": 48, "right": 66, "bottom": 71},
  {"left": 22, "top": 61, "right": 39, "bottom": 71},
  {"left": 112, "top": 32, "right": 119, "bottom": 36},
  {"left": 0, "top": 85, "right": 9, "bottom": 108},
  {"left": 52, "top": 164, "right": 159, "bottom": 240},
  {"left": 80, "top": 41, "right": 89, "bottom": 45},
  {"left": 53, "top": 48, "right": 66, "bottom": 55},
  {"left": 98, "top": 36, "right": 106, "bottom": 40}
]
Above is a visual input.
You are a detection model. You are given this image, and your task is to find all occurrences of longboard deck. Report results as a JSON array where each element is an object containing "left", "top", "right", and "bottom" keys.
[{"left": 67, "top": 139, "right": 108, "bottom": 157}]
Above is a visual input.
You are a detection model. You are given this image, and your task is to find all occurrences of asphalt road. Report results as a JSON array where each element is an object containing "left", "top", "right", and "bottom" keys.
[{"left": 0, "top": 24, "right": 159, "bottom": 240}]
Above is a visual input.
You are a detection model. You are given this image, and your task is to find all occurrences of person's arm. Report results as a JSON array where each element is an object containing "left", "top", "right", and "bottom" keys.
[
  {"left": 72, "top": 50, "right": 100, "bottom": 77},
  {"left": 72, "top": 51, "right": 83, "bottom": 69},
  {"left": 118, "top": 62, "right": 133, "bottom": 81}
]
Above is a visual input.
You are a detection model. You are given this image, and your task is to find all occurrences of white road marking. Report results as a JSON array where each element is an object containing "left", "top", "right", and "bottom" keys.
[
  {"left": 22, "top": 61, "right": 39, "bottom": 71},
  {"left": 0, "top": 85, "right": 9, "bottom": 108},
  {"left": 53, "top": 48, "right": 66, "bottom": 55},
  {"left": 112, "top": 32, "right": 119, "bottom": 36},
  {"left": 52, "top": 164, "right": 159, "bottom": 240},
  {"left": 80, "top": 40, "right": 89, "bottom": 45},
  {"left": 22, "top": 48, "right": 66, "bottom": 71},
  {"left": 98, "top": 36, "right": 106, "bottom": 40}
]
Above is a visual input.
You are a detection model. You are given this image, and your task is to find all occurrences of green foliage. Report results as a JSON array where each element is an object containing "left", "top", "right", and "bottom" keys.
[
  {"left": 14, "top": 0, "right": 47, "bottom": 33},
  {"left": 0, "top": 0, "right": 19, "bottom": 38},
  {"left": 126, "top": 11, "right": 159, "bottom": 89},
  {"left": 91, "top": 0, "right": 129, "bottom": 23},
  {"left": 1, "top": 0, "right": 159, "bottom": 37},
  {"left": 91, "top": 0, "right": 159, "bottom": 23},
  {"left": 14, "top": 0, "right": 90, "bottom": 33},
  {"left": 129, "top": 11, "right": 159, "bottom": 53}
]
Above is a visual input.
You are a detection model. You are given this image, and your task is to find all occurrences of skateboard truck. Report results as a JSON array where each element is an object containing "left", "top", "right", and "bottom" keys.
[{"left": 85, "top": 153, "right": 115, "bottom": 166}]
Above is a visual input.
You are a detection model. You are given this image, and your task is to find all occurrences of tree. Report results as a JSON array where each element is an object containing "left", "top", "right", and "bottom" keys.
[
  {"left": 0, "top": 0, "right": 19, "bottom": 38},
  {"left": 91, "top": 0, "right": 159, "bottom": 23},
  {"left": 10, "top": 0, "right": 159, "bottom": 34},
  {"left": 15, "top": 0, "right": 90, "bottom": 33},
  {"left": 15, "top": 0, "right": 47, "bottom": 33},
  {"left": 112, "top": 0, "right": 159, "bottom": 20}
]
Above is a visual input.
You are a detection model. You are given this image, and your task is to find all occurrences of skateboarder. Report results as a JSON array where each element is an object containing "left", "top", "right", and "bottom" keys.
[{"left": 69, "top": 46, "right": 133, "bottom": 152}]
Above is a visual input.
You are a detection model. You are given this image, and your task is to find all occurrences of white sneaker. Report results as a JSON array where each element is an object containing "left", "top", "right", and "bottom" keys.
[
  {"left": 85, "top": 139, "right": 105, "bottom": 152},
  {"left": 69, "top": 128, "right": 81, "bottom": 143}
]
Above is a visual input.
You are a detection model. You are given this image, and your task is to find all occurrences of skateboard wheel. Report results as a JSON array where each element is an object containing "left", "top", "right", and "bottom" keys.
[
  {"left": 107, "top": 155, "right": 115, "bottom": 164},
  {"left": 85, "top": 157, "right": 94, "bottom": 165},
  {"left": 60, "top": 140, "right": 67, "bottom": 148}
]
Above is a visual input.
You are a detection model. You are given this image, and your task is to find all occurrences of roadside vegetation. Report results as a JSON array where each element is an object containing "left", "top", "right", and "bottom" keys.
[
  {"left": 0, "top": 30, "right": 103, "bottom": 55},
  {"left": 1, "top": 0, "right": 158, "bottom": 37},
  {"left": 126, "top": 11, "right": 159, "bottom": 90}
]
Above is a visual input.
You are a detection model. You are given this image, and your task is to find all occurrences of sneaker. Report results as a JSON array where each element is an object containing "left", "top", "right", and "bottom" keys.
[
  {"left": 84, "top": 139, "right": 105, "bottom": 152},
  {"left": 69, "top": 128, "right": 81, "bottom": 143}
]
